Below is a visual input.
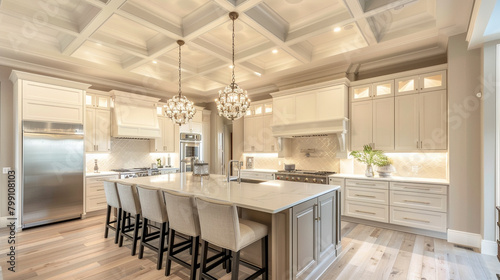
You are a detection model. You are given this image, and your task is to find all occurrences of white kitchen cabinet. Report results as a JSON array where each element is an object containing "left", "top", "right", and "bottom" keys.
[
  {"left": 395, "top": 90, "right": 447, "bottom": 150},
  {"left": 86, "top": 93, "right": 111, "bottom": 109},
  {"left": 351, "top": 100, "right": 372, "bottom": 151},
  {"left": 150, "top": 117, "right": 177, "bottom": 153},
  {"left": 351, "top": 97, "right": 394, "bottom": 151},
  {"left": 395, "top": 70, "right": 446, "bottom": 95},
  {"left": 329, "top": 177, "right": 344, "bottom": 215},
  {"left": 273, "top": 96, "right": 296, "bottom": 125},
  {"left": 85, "top": 108, "right": 111, "bottom": 152},
  {"left": 240, "top": 170, "right": 275, "bottom": 181},
  {"left": 292, "top": 191, "right": 339, "bottom": 280},
  {"left": 344, "top": 179, "right": 389, "bottom": 223},
  {"left": 350, "top": 80, "right": 393, "bottom": 102},
  {"left": 244, "top": 100, "right": 278, "bottom": 153},
  {"left": 85, "top": 174, "right": 118, "bottom": 212}
]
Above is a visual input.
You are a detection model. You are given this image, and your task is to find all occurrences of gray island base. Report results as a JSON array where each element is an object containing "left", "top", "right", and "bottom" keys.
[{"left": 111, "top": 173, "right": 341, "bottom": 280}]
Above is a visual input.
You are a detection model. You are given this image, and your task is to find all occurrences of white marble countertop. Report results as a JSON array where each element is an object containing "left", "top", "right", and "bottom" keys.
[
  {"left": 240, "top": 169, "right": 278, "bottom": 173},
  {"left": 111, "top": 173, "right": 339, "bottom": 214},
  {"left": 86, "top": 171, "right": 119, "bottom": 177},
  {"left": 329, "top": 173, "right": 449, "bottom": 185}
]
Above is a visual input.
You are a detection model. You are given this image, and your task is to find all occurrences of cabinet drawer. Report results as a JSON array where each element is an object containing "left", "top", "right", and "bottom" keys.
[
  {"left": 345, "top": 201, "right": 388, "bottom": 223},
  {"left": 346, "top": 186, "right": 388, "bottom": 204},
  {"left": 86, "top": 196, "right": 107, "bottom": 212},
  {"left": 390, "top": 182, "right": 447, "bottom": 195},
  {"left": 240, "top": 171, "right": 274, "bottom": 181},
  {"left": 390, "top": 206, "right": 447, "bottom": 232},
  {"left": 87, "top": 184, "right": 105, "bottom": 197},
  {"left": 329, "top": 178, "right": 344, "bottom": 186},
  {"left": 346, "top": 179, "right": 388, "bottom": 190},
  {"left": 390, "top": 191, "right": 447, "bottom": 212},
  {"left": 86, "top": 175, "right": 118, "bottom": 187}
]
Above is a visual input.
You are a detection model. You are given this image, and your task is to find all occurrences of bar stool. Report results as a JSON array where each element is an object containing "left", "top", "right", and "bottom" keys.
[
  {"left": 196, "top": 197, "right": 269, "bottom": 280},
  {"left": 163, "top": 190, "right": 201, "bottom": 279},
  {"left": 116, "top": 182, "right": 142, "bottom": 256},
  {"left": 103, "top": 181, "right": 122, "bottom": 244},
  {"left": 136, "top": 185, "right": 169, "bottom": 270}
]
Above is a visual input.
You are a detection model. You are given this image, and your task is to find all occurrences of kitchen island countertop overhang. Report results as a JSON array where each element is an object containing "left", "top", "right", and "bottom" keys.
[{"left": 109, "top": 173, "right": 340, "bottom": 214}]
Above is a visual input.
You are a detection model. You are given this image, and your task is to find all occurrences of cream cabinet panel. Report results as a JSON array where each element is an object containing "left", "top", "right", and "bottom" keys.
[
  {"left": 420, "top": 90, "right": 447, "bottom": 150},
  {"left": 244, "top": 116, "right": 264, "bottom": 152},
  {"left": 262, "top": 115, "right": 278, "bottom": 152},
  {"left": 350, "top": 100, "right": 373, "bottom": 151},
  {"left": 391, "top": 182, "right": 447, "bottom": 195},
  {"left": 151, "top": 117, "right": 177, "bottom": 152},
  {"left": 292, "top": 198, "right": 318, "bottom": 279},
  {"left": 390, "top": 191, "right": 447, "bottom": 212},
  {"left": 85, "top": 109, "right": 96, "bottom": 152},
  {"left": 317, "top": 87, "right": 347, "bottom": 119},
  {"left": 419, "top": 70, "right": 447, "bottom": 92},
  {"left": 85, "top": 108, "right": 111, "bottom": 152},
  {"left": 273, "top": 96, "right": 295, "bottom": 125},
  {"left": 345, "top": 186, "right": 389, "bottom": 204},
  {"left": 372, "top": 98, "right": 394, "bottom": 151},
  {"left": 295, "top": 94, "right": 316, "bottom": 123},
  {"left": 86, "top": 93, "right": 111, "bottom": 109},
  {"left": 24, "top": 99, "right": 83, "bottom": 123},
  {"left": 345, "top": 179, "right": 389, "bottom": 190},
  {"left": 329, "top": 178, "right": 344, "bottom": 215},
  {"left": 23, "top": 80, "right": 83, "bottom": 106},
  {"left": 395, "top": 94, "right": 419, "bottom": 150}
]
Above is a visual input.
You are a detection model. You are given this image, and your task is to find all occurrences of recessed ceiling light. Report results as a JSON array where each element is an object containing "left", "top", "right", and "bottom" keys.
[
  {"left": 152, "top": 60, "right": 157, "bottom": 64},
  {"left": 229, "top": 65, "right": 234, "bottom": 69},
  {"left": 343, "top": 24, "right": 354, "bottom": 30},
  {"left": 272, "top": 49, "right": 278, "bottom": 54},
  {"left": 334, "top": 27, "right": 341, "bottom": 32},
  {"left": 254, "top": 72, "right": 262, "bottom": 77}
]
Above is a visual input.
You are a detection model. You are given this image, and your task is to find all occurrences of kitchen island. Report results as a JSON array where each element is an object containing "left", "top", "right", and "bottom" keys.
[{"left": 112, "top": 173, "right": 341, "bottom": 280}]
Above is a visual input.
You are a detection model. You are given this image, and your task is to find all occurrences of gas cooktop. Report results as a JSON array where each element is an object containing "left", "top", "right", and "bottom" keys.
[{"left": 276, "top": 170, "right": 337, "bottom": 176}]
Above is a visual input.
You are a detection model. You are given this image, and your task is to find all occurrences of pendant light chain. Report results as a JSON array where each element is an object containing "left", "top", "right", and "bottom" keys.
[
  {"left": 231, "top": 16, "right": 236, "bottom": 88},
  {"left": 178, "top": 42, "right": 182, "bottom": 97}
]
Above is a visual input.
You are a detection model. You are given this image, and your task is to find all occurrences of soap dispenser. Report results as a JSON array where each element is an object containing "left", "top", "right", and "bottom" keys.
[{"left": 94, "top": 159, "right": 99, "bottom": 173}]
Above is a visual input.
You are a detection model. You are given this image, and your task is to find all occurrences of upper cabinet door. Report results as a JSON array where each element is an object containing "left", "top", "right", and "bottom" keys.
[
  {"left": 419, "top": 70, "right": 447, "bottom": 92},
  {"left": 395, "top": 76, "right": 418, "bottom": 95},
  {"left": 85, "top": 108, "right": 96, "bottom": 152},
  {"left": 350, "top": 100, "right": 373, "bottom": 151},
  {"left": 350, "top": 85, "right": 371, "bottom": 102},
  {"left": 373, "top": 80, "right": 394, "bottom": 99},
  {"left": 94, "top": 109, "right": 111, "bottom": 152},
  {"left": 273, "top": 96, "right": 296, "bottom": 125},
  {"left": 420, "top": 90, "right": 447, "bottom": 150},
  {"left": 395, "top": 94, "right": 419, "bottom": 150},
  {"left": 372, "top": 98, "right": 394, "bottom": 151}
]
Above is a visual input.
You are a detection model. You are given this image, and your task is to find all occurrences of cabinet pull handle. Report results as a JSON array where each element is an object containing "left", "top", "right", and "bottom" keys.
[
  {"left": 403, "top": 200, "right": 430, "bottom": 204},
  {"left": 355, "top": 194, "right": 376, "bottom": 198},
  {"left": 403, "top": 186, "right": 431, "bottom": 191},
  {"left": 355, "top": 210, "right": 376, "bottom": 215},
  {"left": 354, "top": 183, "right": 376, "bottom": 186},
  {"left": 416, "top": 141, "right": 419, "bottom": 149},
  {"left": 314, "top": 203, "right": 320, "bottom": 221},
  {"left": 403, "top": 217, "right": 430, "bottom": 223},
  {"left": 420, "top": 141, "right": 423, "bottom": 149}
]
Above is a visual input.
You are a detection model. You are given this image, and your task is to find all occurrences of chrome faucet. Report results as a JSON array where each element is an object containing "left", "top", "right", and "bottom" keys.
[{"left": 227, "top": 160, "right": 241, "bottom": 183}]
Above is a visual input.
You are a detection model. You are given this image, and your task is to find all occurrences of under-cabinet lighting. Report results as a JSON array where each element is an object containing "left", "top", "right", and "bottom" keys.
[{"left": 243, "top": 153, "right": 278, "bottom": 158}]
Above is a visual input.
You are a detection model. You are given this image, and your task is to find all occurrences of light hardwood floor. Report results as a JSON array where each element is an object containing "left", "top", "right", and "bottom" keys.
[{"left": 1, "top": 214, "right": 499, "bottom": 279}]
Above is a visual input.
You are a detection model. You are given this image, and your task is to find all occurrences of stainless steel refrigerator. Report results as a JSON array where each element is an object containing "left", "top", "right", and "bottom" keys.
[{"left": 22, "top": 121, "right": 84, "bottom": 228}]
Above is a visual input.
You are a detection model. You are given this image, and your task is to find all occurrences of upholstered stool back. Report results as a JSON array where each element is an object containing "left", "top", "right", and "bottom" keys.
[
  {"left": 163, "top": 190, "right": 200, "bottom": 237},
  {"left": 136, "top": 185, "right": 168, "bottom": 223},
  {"left": 103, "top": 181, "right": 121, "bottom": 209},
  {"left": 116, "top": 183, "right": 141, "bottom": 216}
]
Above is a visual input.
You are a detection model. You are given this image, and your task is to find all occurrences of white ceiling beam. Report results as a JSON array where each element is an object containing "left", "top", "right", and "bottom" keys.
[
  {"left": 90, "top": 33, "right": 149, "bottom": 57},
  {"left": 62, "top": 0, "right": 127, "bottom": 56},
  {"left": 211, "top": 0, "right": 237, "bottom": 12},
  {"left": 183, "top": 2, "right": 228, "bottom": 38},
  {"left": 84, "top": 0, "right": 107, "bottom": 9},
  {"left": 285, "top": 12, "right": 354, "bottom": 44},
  {"left": 117, "top": 3, "right": 182, "bottom": 39},
  {"left": 343, "top": 0, "right": 378, "bottom": 45}
]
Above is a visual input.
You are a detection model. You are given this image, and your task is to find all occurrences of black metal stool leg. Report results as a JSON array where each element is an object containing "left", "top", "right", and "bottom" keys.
[
  {"left": 231, "top": 251, "right": 240, "bottom": 280},
  {"left": 165, "top": 228, "right": 175, "bottom": 276},
  {"left": 138, "top": 218, "right": 148, "bottom": 259},
  {"left": 114, "top": 208, "right": 122, "bottom": 244},
  {"left": 104, "top": 205, "right": 111, "bottom": 238},
  {"left": 131, "top": 214, "right": 141, "bottom": 256}
]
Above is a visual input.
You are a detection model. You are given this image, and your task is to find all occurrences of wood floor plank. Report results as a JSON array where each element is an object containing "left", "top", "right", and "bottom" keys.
[{"left": 387, "top": 233, "right": 417, "bottom": 279}]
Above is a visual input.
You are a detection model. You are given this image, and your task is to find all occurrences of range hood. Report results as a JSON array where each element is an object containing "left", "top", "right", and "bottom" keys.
[
  {"left": 111, "top": 90, "right": 161, "bottom": 139},
  {"left": 271, "top": 118, "right": 349, "bottom": 157}
]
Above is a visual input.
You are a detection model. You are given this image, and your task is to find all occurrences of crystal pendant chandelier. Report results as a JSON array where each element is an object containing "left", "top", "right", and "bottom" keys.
[
  {"left": 165, "top": 40, "right": 196, "bottom": 125},
  {"left": 215, "top": 12, "right": 251, "bottom": 121}
]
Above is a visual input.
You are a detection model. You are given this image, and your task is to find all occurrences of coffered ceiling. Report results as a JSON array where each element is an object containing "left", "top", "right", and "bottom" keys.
[{"left": 0, "top": 0, "right": 473, "bottom": 102}]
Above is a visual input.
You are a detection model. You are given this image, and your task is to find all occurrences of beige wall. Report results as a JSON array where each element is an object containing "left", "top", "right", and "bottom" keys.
[
  {"left": 0, "top": 65, "right": 15, "bottom": 218},
  {"left": 447, "top": 33, "right": 482, "bottom": 234}
]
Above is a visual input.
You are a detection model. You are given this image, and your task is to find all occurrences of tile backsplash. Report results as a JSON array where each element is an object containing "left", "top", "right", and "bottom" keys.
[
  {"left": 85, "top": 138, "right": 178, "bottom": 172},
  {"left": 244, "top": 136, "right": 448, "bottom": 179},
  {"left": 243, "top": 135, "right": 341, "bottom": 172}
]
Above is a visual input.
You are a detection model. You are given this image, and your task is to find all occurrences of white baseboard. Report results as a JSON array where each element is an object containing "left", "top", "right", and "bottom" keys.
[
  {"left": 0, "top": 216, "right": 8, "bottom": 228},
  {"left": 447, "top": 229, "right": 482, "bottom": 249},
  {"left": 481, "top": 239, "right": 497, "bottom": 256}
]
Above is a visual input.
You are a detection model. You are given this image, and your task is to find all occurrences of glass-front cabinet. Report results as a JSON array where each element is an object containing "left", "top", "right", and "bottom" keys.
[
  {"left": 395, "top": 70, "right": 446, "bottom": 95},
  {"left": 86, "top": 93, "right": 111, "bottom": 108},
  {"left": 350, "top": 81, "right": 393, "bottom": 102}
]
